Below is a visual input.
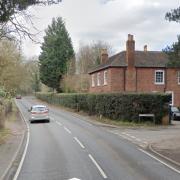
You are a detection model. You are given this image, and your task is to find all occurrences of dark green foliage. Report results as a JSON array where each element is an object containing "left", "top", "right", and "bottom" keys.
[
  {"left": 36, "top": 92, "right": 170, "bottom": 124},
  {"left": 163, "top": 36, "right": 180, "bottom": 67},
  {"left": 0, "top": 0, "right": 62, "bottom": 22},
  {"left": 165, "top": 7, "right": 180, "bottom": 23},
  {"left": 39, "top": 17, "right": 74, "bottom": 92}
]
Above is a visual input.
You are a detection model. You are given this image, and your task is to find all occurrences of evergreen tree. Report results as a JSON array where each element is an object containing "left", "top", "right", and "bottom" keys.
[
  {"left": 165, "top": 7, "right": 180, "bottom": 23},
  {"left": 164, "top": 6, "right": 180, "bottom": 66},
  {"left": 163, "top": 36, "right": 180, "bottom": 67},
  {"left": 0, "top": 0, "right": 62, "bottom": 22},
  {"left": 39, "top": 17, "right": 74, "bottom": 92}
]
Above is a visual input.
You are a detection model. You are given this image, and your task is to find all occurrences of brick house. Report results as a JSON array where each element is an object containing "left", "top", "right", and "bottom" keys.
[{"left": 89, "top": 34, "right": 180, "bottom": 107}]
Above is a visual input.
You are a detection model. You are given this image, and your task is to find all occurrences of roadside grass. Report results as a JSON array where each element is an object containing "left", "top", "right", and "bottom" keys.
[
  {"left": 7, "top": 100, "right": 18, "bottom": 122},
  {"left": 0, "top": 100, "right": 19, "bottom": 144},
  {"left": 93, "top": 115, "right": 156, "bottom": 128}
]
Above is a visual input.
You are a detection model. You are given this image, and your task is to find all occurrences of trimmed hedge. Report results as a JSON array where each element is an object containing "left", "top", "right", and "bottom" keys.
[{"left": 36, "top": 92, "right": 171, "bottom": 124}]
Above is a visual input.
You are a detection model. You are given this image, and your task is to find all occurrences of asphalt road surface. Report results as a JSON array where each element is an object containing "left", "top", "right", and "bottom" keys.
[{"left": 14, "top": 97, "right": 180, "bottom": 180}]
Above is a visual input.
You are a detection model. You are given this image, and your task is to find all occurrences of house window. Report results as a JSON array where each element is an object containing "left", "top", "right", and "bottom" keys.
[
  {"left": 92, "top": 74, "right": 95, "bottom": 87},
  {"left": 104, "top": 71, "right": 108, "bottom": 85},
  {"left": 97, "top": 73, "right": 100, "bottom": 86},
  {"left": 155, "top": 70, "right": 165, "bottom": 84},
  {"left": 178, "top": 71, "right": 180, "bottom": 84}
]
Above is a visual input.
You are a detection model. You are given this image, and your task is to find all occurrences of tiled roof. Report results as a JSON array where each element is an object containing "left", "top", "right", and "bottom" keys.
[{"left": 89, "top": 51, "right": 169, "bottom": 74}]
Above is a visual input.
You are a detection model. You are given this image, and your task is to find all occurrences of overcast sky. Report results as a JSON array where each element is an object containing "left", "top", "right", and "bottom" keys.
[{"left": 22, "top": 0, "right": 180, "bottom": 58}]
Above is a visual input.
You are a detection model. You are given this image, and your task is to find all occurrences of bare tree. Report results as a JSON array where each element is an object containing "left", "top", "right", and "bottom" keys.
[
  {"left": 77, "top": 41, "right": 113, "bottom": 74},
  {"left": 0, "top": 0, "right": 62, "bottom": 41}
]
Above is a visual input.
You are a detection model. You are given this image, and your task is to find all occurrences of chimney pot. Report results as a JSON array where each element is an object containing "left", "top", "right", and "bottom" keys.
[
  {"left": 144, "top": 45, "right": 147, "bottom": 52},
  {"left": 128, "top": 34, "right": 134, "bottom": 41}
]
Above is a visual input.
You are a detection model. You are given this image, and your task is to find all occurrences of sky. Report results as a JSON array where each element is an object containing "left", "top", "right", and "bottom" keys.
[{"left": 22, "top": 0, "right": 180, "bottom": 58}]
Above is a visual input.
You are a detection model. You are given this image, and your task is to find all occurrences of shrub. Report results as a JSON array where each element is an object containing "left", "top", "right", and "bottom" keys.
[{"left": 36, "top": 92, "right": 171, "bottom": 124}]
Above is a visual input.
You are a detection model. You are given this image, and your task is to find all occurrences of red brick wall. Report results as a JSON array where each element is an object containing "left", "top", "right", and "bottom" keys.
[
  {"left": 109, "top": 68, "right": 125, "bottom": 92},
  {"left": 89, "top": 69, "right": 111, "bottom": 93},
  {"left": 125, "top": 67, "right": 136, "bottom": 92},
  {"left": 89, "top": 68, "right": 125, "bottom": 93},
  {"left": 89, "top": 67, "right": 180, "bottom": 106},
  {"left": 136, "top": 68, "right": 180, "bottom": 106},
  {"left": 136, "top": 68, "right": 166, "bottom": 92}
]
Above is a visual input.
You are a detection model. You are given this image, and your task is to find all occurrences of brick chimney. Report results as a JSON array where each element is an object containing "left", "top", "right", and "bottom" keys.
[
  {"left": 100, "top": 49, "right": 108, "bottom": 64},
  {"left": 126, "top": 34, "right": 135, "bottom": 67},
  {"left": 144, "top": 45, "right": 147, "bottom": 52},
  {"left": 125, "top": 34, "right": 137, "bottom": 92}
]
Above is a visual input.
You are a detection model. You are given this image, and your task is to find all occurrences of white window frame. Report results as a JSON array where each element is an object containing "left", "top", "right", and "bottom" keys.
[
  {"left": 166, "top": 91, "right": 174, "bottom": 106},
  {"left": 155, "top": 70, "right": 165, "bottom": 85},
  {"left": 178, "top": 71, "right": 180, "bottom": 85},
  {"left": 97, "top": 72, "right": 100, "bottom": 86},
  {"left": 91, "top": 74, "right": 95, "bottom": 87},
  {"left": 103, "top": 71, "right": 108, "bottom": 85}
]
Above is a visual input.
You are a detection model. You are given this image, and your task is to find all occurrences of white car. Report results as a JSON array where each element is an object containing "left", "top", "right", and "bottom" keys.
[{"left": 29, "top": 105, "right": 50, "bottom": 123}]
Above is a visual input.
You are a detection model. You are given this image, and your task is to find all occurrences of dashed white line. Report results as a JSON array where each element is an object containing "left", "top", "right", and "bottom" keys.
[
  {"left": 73, "top": 137, "right": 85, "bottom": 149},
  {"left": 56, "top": 121, "right": 62, "bottom": 126},
  {"left": 130, "top": 135, "right": 136, "bottom": 139},
  {"left": 135, "top": 138, "right": 141, "bottom": 142},
  {"left": 139, "top": 148, "right": 180, "bottom": 174},
  {"left": 88, "top": 154, "right": 108, "bottom": 179},
  {"left": 64, "top": 127, "right": 72, "bottom": 134}
]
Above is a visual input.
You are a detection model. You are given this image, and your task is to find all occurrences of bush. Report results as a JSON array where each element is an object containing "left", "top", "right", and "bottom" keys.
[
  {"left": 0, "top": 98, "right": 13, "bottom": 129},
  {"left": 36, "top": 92, "right": 171, "bottom": 124}
]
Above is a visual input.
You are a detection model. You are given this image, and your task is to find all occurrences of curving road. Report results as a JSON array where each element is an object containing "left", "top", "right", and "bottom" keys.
[{"left": 14, "top": 96, "right": 180, "bottom": 180}]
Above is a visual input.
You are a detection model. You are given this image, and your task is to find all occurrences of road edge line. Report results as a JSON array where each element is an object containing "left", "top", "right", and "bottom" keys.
[
  {"left": 138, "top": 148, "right": 180, "bottom": 174},
  {"left": 149, "top": 144, "right": 180, "bottom": 167},
  {"left": 13, "top": 101, "right": 30, "bottom": 180},
  {"left": 0, "top": 113, "right": 25, "bottom": 180}
]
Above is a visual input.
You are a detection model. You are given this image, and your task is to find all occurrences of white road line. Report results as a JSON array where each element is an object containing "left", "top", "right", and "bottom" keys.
[
  {"left": 143, "top": 141, "right": 148, "bottom": 144},
  {"left": 88, "top": 154, "right": 107, "bottom": 179},
  {"left": 139, "top": 144, "right": 147, "bottom": 148},
  {"left": 13, "top": 102, "right": 30, "bottom": 180},
  {"left": 64, "top": 127, "right": 72, "bottom": 134},
  {"left": 135, "top": 138, "right": 141, "bottom": 142},
  {"left": 138, "top": 148, "right": 180, "bottom": 174},
  {"left": 73, "top": 137, "right": 85, "bottom": 149},
  {"left": 119, "top": 135, "right": 132, "bottom": 141},
  {"left": 56, "top": 121, "right": 62, "bottom": 126},
  {"left": 130, "top": 135, "right": 136, "bottom": 139}
]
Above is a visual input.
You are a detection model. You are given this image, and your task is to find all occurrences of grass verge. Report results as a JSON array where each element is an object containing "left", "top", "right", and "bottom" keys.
[{"left": 0, "top": 100, "right": 19, "bottom": 145}]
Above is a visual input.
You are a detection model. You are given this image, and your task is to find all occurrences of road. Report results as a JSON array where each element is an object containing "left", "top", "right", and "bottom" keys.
[{"left": 14, "top": 96, "right": 180, "bottom": 180}]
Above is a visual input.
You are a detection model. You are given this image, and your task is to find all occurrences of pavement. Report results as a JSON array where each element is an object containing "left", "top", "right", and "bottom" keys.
[
  {"left": 0, "top": 96, "right": 180, "bottom": 180},
  {"left": 0, "top": 107, "right": 26, "bottom": 180}
]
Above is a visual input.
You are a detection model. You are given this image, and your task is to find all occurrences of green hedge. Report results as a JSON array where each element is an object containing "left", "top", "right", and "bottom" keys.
[{"left": 36, "top": 92, "right": 171, "bottom": 124}]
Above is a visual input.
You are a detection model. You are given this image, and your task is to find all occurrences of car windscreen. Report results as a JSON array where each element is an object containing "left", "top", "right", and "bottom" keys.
[
  {"left": 32, "top": 107, "right": 46, "bottom": 112},
  {"left": 171, "top": 107, "right": 179, "bottom": 112}
]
